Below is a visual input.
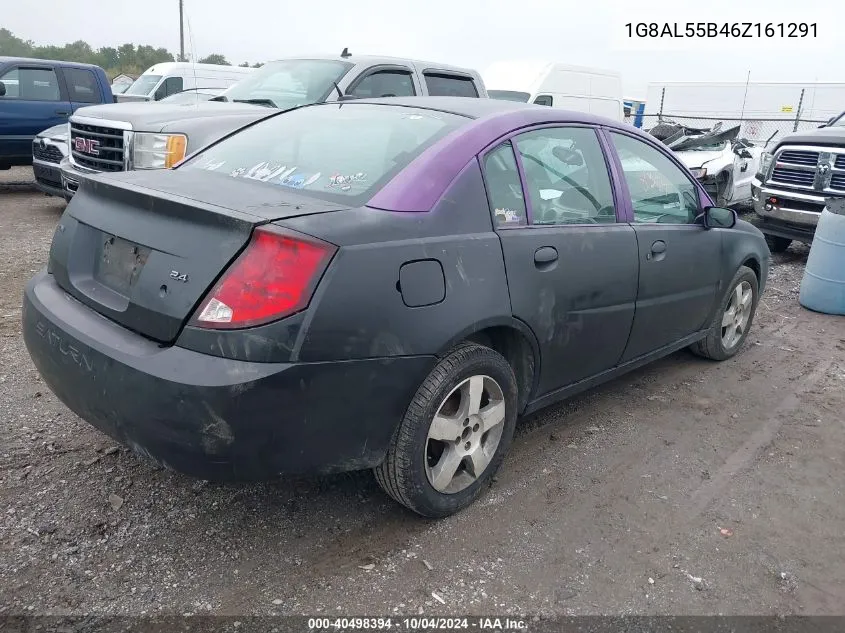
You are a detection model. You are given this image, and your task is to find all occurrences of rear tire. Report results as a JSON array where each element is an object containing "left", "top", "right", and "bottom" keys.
[
  {"left": 765, "top": 234, "right": 792, "bottom": 253},
  {"left": 374, "top": 343, "right": 518, "bottom": 518},
  {"left": 691, "top": 265, "right": 759, "bottom": 361}
]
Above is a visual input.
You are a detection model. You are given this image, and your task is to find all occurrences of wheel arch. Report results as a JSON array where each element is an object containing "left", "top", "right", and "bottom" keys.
[{"left": 438, "top": 317, "right": 540, "bottom": 414}]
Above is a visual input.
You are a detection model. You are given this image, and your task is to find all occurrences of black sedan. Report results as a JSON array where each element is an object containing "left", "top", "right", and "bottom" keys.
[{"left": 22, "top": 97, "right": 770, "bottom": 517}]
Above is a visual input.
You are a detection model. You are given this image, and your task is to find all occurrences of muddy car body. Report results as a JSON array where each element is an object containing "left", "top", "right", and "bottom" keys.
[{"left": 23, "top": 98, "right": 769, "bottom": 517}]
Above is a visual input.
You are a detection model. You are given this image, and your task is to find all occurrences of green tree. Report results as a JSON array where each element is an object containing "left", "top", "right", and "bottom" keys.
[
  {"left": 0, "top": 28, "right": 35, "bottom": 57},
  {"left": 198, "top": 53, "right": 230, "bottom": 65}
]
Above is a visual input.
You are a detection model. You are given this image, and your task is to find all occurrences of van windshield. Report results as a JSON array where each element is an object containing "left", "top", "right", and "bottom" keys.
[
  {"left": 125, "top": 75, "right": 162, "bottom": 96},
  {"left": 488, "top": 90, "right": 530, "bottom": 102},
  {"left": 219, "top": 59, "right": 353, "bottom": 109}
]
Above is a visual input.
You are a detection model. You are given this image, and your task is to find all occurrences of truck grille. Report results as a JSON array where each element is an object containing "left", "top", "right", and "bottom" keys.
[
  {"left": 70, "top": 122, "right": 126, "bottom": 172},
  {"left": 830, "top": 174, "right": 845, "bottom": 191},
  {"left": 770, "top": 167, "right": 815, "bottom": 188},
  {"left": 778, "top": 150, "right": 819, "bottom": 166},
  {"left": 834, "top": 154, "right": 845, "bottom": 170},
  {"left": 32, "top": 142, "right": 64, "bottom": 164}
]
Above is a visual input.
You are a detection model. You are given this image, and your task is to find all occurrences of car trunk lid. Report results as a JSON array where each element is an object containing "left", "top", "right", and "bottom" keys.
[{"left": 48, "top": 170, "right": 348, "bottom": 343}]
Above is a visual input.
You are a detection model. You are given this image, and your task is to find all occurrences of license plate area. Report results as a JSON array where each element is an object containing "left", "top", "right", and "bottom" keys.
[{"left": 94, "top": 234, "right": 150, "bottom": 296}]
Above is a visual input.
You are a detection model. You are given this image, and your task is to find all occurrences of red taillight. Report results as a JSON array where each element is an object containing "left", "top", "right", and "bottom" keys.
[{"left": 192, "top": 226, "right": 335, "bottom": 329}]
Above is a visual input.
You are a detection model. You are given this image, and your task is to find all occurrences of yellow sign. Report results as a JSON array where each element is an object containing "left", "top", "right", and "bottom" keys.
[{"left": 781, "top": 105, "right": 794, "bottom": 113}]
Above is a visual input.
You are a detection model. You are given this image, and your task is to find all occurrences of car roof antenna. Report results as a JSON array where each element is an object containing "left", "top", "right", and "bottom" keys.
[{"left": 340, "top": 47, "right": 351, "bottom": 58}]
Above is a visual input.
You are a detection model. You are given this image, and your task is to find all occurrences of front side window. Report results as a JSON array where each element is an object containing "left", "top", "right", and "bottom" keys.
[
  {"left": 482, "top": 142, "right": 527, "bottom": 228},
  {"left": 156, "top": 76, "right": 183, "bottom": 99},
  {"left": 610, "top": 132, "right": 700, "bottom": 224},
  {"left": 125, "top": 74, "right": 162, "bottom": 96},
  {"left": 533, "top": 95, "right": 553, "bottom": 107},
  {"left": 63, "top": 68, "right": 99, "bottom": 103},
  {"left": 0, "top": 67, "right": 61, "bottom": 101},
  {"left": 182, "top": 103, "right": 466, "bottom": 205},
  {"left": 514, "top": 127, "right": 616, "bottom": 225},
  {"left": 348, "top": 70, "right": 415, "bottom": 98},
  {"left": 424, "top": 73, "right": 478, "bottom": 97}
]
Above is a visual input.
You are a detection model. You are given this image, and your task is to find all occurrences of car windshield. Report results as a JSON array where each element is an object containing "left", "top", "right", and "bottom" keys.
[
  {"left": 161, "top": 89, "right": 223, "bottom": 104},
  {"left": 124, "top": 75, "right": 162, "bottom": 96},
  {"left": 219, "top": 59, "right": 354, "bottom": 109},
  {"left": 181, "top": 103, "right": 467, "bottom": 205},
  {"left": 682, "top": 140, "right": 728, "bottom": 152},
  {"left": 488, "top": 90, "right": 530, "bottom": 102}
]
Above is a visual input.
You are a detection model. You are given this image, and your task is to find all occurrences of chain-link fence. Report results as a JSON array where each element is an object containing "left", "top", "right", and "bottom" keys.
[{"left": 627, "top": 113, "right": 829, "bottom": 148}]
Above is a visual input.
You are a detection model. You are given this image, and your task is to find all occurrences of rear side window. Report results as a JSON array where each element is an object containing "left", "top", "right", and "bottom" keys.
[
  {"left": 183, "top": 103, "right": 466, "bottom": 205},
  {"left": 0, "top": 67, "right": 61, "bottom": 101},
  {"left": 348, "top": 70, "right": 415, "bottom": 98},
  {"left": 424, "top": 73, "right": 479, "bottom": 98},
  {"left": 533, "top": 95, "right": 553, "bottom": 107},
  {"left": 483, "top": 142, "right": 527, "bottom": 228},
  {"left": 63, "top": 68, "right": 99, "bottom": 103},
  {"left": 515, "top": 127, "right": 616, "bottom": 225}
]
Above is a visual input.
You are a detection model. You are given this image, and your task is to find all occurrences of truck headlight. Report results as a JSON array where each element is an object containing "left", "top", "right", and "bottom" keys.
[
  {"left": 689, "top": 167, "right": 707, "bottom": 179},
  {"left": 759, "top": 152, "right": 774, "bottom": 178},
  {"left": 132, "top": 133, "right": 187, "bottom": 169}
]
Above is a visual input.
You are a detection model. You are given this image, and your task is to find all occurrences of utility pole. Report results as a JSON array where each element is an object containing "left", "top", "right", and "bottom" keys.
[{"left": 179, "top": 0, "right": 185, "bottom": 62}]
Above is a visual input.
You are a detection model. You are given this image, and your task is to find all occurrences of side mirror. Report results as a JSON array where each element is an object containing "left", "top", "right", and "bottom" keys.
[
  {"left": 0, "top": 82, "right": 6, "bottom": 97},
  {"left": 736, "top": 148, "right": 753, "bottom": 159},
  {"left": 701, "top": 206, "right": 737, "bottom": 229}
]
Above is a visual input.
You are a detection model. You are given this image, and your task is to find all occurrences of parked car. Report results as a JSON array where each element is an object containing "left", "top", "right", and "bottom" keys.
[
  {"left": 59, "top": 52, "right": 487, "bottom": 198},
  {"left": 484, "top": 61, "right": 624, "bottom": 121},
  {"left": 0, "top": 57, "right": 112, "bottom": 170},
  {"left": 116, "top": 62, "right": 254, "bottom": 103},
  {"left": 23, "top": 98, "right": 769, "bottom": 518},
  {"left": 160, "top": 88, "right": 226, "bottom": 104},
  {"left": 32, "top": 123, "right": 69, "bottom": 199},
  {"left": 751, "top": 112, "right": 845, "bottom": 251},
  {"left": 649, "top": 121, "right": 764, "bottom": 207}
]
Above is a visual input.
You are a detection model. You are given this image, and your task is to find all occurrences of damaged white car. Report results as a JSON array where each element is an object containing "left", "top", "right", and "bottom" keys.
[{"left": 648, "top": 122, "right": 764, "bottom": 208}]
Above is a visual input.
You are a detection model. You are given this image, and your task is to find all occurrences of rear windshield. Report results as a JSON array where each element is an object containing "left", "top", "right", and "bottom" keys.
[
  {"left": 488, "top": 90, "right": 530, "bottom": 102},
  {"left": 125, "top": 75, "right": 161, "bottom": 96},
  {"left": 181, "top": 103, "right": 467, "bottom": 205}
]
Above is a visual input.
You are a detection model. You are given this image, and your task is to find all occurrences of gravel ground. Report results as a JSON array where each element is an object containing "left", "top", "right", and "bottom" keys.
[{"left": 1, "top": 181, "right": 843, "bottom": 616}]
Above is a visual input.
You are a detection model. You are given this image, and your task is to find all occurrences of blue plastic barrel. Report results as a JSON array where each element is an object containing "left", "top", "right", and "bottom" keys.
[{"left": 799, "top": 197, "right": 845, "bottom": 315}]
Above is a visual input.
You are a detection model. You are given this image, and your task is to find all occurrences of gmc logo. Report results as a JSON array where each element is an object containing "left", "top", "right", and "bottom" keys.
[{"left": 74, "top": 137, "right": 100, "bottom": 156}]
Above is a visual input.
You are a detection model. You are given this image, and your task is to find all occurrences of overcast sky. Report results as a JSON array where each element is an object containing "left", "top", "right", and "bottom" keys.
[{"left": 1, "top": 0, "right": 839, "bottom": 97}]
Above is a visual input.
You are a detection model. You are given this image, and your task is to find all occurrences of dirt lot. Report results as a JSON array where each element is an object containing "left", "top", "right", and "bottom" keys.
[{"left": 1, "top": 167, "right": 843, "bottom": 616}]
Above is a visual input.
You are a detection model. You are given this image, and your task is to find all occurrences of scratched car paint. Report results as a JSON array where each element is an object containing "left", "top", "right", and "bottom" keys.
[{"left": 22, "top": 97, "right": 771, "bottom": 518}]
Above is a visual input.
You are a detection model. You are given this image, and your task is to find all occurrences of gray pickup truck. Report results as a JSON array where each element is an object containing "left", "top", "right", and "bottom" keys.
[
  {"left": 60, "top": 52, "right": 487, "bottom": 197},
  {"left": 752, "top": 111, "right": 845, "bottom": 252}
]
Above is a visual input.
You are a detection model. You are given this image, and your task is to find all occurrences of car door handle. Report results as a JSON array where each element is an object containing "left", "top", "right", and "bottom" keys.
[
  {"left": 534, "top": 246, "right": 559, "bottom": 267},
  {"left": 55, "top": 110, "right": 70, "bottom": 116}
]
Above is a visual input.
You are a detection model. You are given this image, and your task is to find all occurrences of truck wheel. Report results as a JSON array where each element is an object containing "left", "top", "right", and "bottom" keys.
[
  {"left": 691, "top": 265, "right": 759, "bottom": 361},
  {"left": 374, "top": 343, "right": 518, "bottom": 518},
  {"left": 765, "top": 234, "right": 792, "bottom": 253}
]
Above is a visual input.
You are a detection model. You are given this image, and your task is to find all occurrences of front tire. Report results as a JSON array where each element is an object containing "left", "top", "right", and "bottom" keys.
[
  {"left": 765, "top": 234, "right": 792, "bottom": 253},
  {"left": 691, "top": 265, "right": 759, "bottom": 361},
  {"left": 374, "top": 343, "right": 518, "bottom": 518}
]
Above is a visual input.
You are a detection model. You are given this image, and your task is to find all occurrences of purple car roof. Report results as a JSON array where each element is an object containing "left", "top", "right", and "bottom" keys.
[{"left": 357, "top": 97, "right": 643, "bottom": 213}]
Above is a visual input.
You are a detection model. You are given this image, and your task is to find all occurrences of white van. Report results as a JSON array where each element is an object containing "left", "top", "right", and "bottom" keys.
[
  {"left": 117, "top": 62, "right": 255, "bottom": 103},
  {"left": 484, "top": 61, "right": 624, "bottom": 121}
]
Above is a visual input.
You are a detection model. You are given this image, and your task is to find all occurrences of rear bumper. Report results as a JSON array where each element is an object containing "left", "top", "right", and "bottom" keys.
[{"left": 23, "top": 270, "right": 433, "bottom": 481}]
